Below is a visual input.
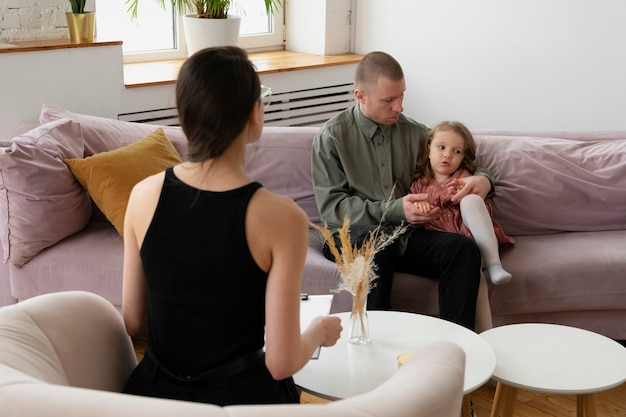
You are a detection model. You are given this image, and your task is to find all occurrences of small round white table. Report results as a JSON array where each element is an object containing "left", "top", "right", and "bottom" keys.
[
  {"left": 481, "top": 323, "right": 626, "bottom": 417},
  {"left": 294, "top": 311, "right": 496, "bottom": 417}
]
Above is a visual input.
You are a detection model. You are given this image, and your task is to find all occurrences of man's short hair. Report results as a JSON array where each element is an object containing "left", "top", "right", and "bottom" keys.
[{"left": 355, "top": 51, "right": 404, "bottom": 93}]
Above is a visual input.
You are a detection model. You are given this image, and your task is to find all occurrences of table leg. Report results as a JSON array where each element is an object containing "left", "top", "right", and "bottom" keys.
[
  {"left": 490, "top": 382, "right": 518, "bottom": 417},
  {"left": 577, "top": 393, "right": 597, "bottom": 417},
  {"left": 461, "top": 394, "right": 471, "bottom": 417}
]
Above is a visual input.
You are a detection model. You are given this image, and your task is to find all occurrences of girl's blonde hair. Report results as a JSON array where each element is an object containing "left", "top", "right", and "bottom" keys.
[{"left": 413, "top": 121, "right": 478, "bottom": 182}]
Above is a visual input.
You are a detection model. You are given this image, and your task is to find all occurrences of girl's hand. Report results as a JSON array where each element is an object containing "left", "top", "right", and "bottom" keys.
[
  {"left": 413, "top": 200, "right": 434, "bottom": 213},
  {"left": 404, "top": 194, "right": 439, "bottom": 224}
]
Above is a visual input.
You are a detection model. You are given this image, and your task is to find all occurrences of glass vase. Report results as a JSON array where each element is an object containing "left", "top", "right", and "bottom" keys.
[{"left": 349, "top": 293, "right": 370, "bottom": 345}]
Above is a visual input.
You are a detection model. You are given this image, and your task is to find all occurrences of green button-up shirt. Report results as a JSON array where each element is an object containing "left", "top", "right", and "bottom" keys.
[{"left": 311, "top": 104, "right": 493, "bottom": 254}]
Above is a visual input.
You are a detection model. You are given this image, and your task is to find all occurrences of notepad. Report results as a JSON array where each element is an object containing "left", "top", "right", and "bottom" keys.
[{"left": 300, "top": 294, "right": 334, "bottom": 359}]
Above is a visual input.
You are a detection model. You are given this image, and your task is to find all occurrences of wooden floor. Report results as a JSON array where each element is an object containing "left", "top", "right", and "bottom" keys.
[
  {"left": 301, "top": 380, "right": 626, "bottom": 417},
  {"left": 470, "top": 381, "right": 625, "bottom": 417},
  {"left": 132, "top": 338, "right": 626, "bottom": 416}
]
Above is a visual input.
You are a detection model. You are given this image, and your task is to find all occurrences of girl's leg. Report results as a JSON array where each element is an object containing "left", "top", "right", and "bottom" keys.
[{"left": 460, "top": 194, "right": 512, "bottom": 285}]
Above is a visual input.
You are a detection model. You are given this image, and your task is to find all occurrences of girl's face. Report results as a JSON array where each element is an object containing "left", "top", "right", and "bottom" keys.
[{"left": 428, "top": 130, "right": 466, "bottom": 181}]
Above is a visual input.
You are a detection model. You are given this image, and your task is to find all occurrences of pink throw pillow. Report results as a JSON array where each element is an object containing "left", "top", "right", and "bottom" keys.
[
  {"left": 39, "top": 104, "right": 188, "bottom": 158},
  {"left": 0, "top": 119, "right": 91, "bottom": 267},
  {"left": 475, "top": 135, "right": 626, "bottom": 235}
]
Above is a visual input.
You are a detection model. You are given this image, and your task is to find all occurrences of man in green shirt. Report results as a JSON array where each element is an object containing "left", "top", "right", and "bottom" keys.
[{"left": 312, "top": 51, "right": 494, "bottom": 330}]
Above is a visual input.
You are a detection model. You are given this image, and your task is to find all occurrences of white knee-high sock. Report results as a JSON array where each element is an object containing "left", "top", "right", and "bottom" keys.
[{"left": 460, "top": 194, "right": 512, "bottom": 285}]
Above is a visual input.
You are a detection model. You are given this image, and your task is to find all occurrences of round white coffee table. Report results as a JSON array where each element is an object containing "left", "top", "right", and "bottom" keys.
[
  {"left": 481, "top": 323, "right": 626, "bottom": 417},
  {"left": 294, "top": 311, "right": 496, "bottom": 416}
]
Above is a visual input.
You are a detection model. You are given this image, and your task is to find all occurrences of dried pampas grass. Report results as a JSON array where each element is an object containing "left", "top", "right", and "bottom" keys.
[
  {"left": 311, "top": 217, "right": 407, "bottom": 297},
  {"left": 310, "top": 215, "right": 408, "bottom": 340}
]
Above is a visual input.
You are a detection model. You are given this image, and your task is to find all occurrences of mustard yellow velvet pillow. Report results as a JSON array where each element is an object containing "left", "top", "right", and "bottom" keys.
[{"left": 65, "top": 128, "right": 182, "bottom": 235}]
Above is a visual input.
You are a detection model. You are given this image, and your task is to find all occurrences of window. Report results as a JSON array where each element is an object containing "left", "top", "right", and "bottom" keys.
[{"left": 95, "top": 1, "right": 284, "bottom": 63}]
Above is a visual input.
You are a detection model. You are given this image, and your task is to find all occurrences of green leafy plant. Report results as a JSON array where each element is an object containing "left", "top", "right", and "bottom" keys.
[
  {"left": 126, "top": 0, "right": 283, "bottom": 19},
  {"left": 69, "top": 0, "right": 87, "bottom": 13}
]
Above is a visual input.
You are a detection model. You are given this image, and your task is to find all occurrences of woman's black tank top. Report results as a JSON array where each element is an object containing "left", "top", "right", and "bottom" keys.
[{"left": 140, "top": 167, "right": 266, "bottom": 376}]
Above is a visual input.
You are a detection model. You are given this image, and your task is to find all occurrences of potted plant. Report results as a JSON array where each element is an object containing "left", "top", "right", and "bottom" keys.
[
  {"left": 125, "top": 0, "right": 283, "bottom": 56},
  {"left": 66, "top": 0, "right": 95, "bottom": 43},
  {"left": 69, "top": 0, "right": 87, "bottom": 13}
]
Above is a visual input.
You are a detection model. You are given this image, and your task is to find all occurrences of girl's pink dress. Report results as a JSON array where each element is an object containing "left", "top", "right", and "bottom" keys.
[{"left": 409, "top": 170, "right": 515, "bottom": 246}]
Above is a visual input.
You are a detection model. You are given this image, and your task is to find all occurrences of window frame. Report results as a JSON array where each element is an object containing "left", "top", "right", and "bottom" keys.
[{"left": 97, "top": 2, "right": 285, "bottom": 64}]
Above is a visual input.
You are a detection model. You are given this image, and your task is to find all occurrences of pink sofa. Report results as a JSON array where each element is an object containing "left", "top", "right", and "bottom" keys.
[{"left": 1, "top": 106, "right": 625, "bottom": 340}]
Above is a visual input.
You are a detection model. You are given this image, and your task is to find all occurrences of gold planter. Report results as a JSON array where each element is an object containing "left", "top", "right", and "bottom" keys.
[{"left": 65, "top": 12, "right": 95, "bottom": 43}]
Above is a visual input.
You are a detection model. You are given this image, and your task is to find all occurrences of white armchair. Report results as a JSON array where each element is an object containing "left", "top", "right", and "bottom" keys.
[{"left": 0, "top": 291, "right": 465, "bottom": 417}]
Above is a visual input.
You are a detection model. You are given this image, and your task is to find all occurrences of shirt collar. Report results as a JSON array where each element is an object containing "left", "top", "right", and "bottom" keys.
[{"left": 354, "top": 104, "right": 394, "bottom": 141}]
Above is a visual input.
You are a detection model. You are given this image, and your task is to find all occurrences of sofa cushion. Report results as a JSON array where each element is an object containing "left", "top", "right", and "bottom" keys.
[
  {"left": 475, "top": 135, "right": 626, "bottom": 235},
  {"left": 65, "top": 129, "right": 182, "bottom": 235},
  {"left": 491, "top": 230, "right": 626, "bottom": 315},
  {"left": 245, "top": 126, "right": 322, "bottom": 224},
  {"left": 39, "top": 104, "right": 189, "bottom": 159},
  {"left": 9, "top": 222, "right": 124, "bottom": 306},
  {"left": 0, "top": 119, "right": 91, "bottom": 267}
]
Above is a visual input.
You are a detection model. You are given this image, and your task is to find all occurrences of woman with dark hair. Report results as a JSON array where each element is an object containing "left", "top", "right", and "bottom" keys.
[{"left": 122, "top": 46, "right": 342, "bottom": 406}]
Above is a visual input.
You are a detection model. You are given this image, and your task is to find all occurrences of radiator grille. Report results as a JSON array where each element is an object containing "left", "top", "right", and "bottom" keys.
[
  {"left": 118, "top": 108, "right": 179, "bottom": 126},
  {"left": 264, "top": 83, "right": 355, "bottom": 127},
  {"left": 118, "top": 83, "right": 354, "bottom": 127}
]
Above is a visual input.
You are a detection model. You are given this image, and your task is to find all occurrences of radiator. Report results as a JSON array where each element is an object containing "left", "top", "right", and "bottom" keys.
[
  {"left": 118, "top": 108, "right": 179, "bottom": 126},
  {"left": 264, "top": 83, "right": 355, "bottom": 127},
  {"left": 118, "top": 83, "right": 354, "bottom": 127}
]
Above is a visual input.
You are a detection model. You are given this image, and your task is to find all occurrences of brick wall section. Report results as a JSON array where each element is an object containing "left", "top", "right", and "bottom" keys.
[{"left": 0, "top": 0, "right": 74, "bottom": 41}]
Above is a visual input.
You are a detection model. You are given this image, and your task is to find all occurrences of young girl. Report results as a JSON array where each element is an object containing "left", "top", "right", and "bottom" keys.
[{"left": 410, "top": 121, "right": 515, "bottom": 285}]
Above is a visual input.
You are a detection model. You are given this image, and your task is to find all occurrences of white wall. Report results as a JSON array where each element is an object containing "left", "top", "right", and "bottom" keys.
[
  {"left": 354, "top": 0, "right": 626, "bottom": 130},
  {"left": 3, "top": 1, "right": 626, "bottom": 132},
  {"left": 0, "top": 45, "right": 124, "bottom": 136},
  {"left": 286, "top": 0, "right": 352, "bottom": 55}
]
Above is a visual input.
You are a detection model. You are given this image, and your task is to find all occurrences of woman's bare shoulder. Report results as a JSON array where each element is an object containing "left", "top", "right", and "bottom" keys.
[
  {"left": 250, "top": 187, "right": 308, "bottom": 224},
  {"left": 127, "top": 171, "right": 167, "bottom": 210},
  {"left": 135, "top": 170, "right": 167, "bottom": 190}
]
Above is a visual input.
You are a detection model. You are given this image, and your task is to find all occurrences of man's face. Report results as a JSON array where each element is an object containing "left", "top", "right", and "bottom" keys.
[{"left": 356, "top": 76, "right": 405, "bottom": 126}]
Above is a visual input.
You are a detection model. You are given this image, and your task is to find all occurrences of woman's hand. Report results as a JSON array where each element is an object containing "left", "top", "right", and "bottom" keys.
[{"left": 309, "top": 315, "right": 343, "bottom": 347}]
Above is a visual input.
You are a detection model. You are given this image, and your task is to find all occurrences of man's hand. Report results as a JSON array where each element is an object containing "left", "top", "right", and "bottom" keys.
[
  {"left": 403, "top": 193, "right": 439, "bottom": 225},
  {"left": 449, "top": 175, "right": 492, "bottom": 203}
]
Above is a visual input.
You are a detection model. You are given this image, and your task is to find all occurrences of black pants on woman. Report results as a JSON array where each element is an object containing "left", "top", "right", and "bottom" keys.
[
  {"left": 323, "top": 225, "right": 481, "bottom": 330},
  {"left": 125, "top": 349, "right": 299, "bottom": 406}
]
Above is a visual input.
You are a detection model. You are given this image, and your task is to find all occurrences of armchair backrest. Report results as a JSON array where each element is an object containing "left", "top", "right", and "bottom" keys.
[
  {"left": 0, "top": 291, "right": 465, "bottom": 417},
  {"left": 0, "top": 291, "right": 136, "bottom": 391}
]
